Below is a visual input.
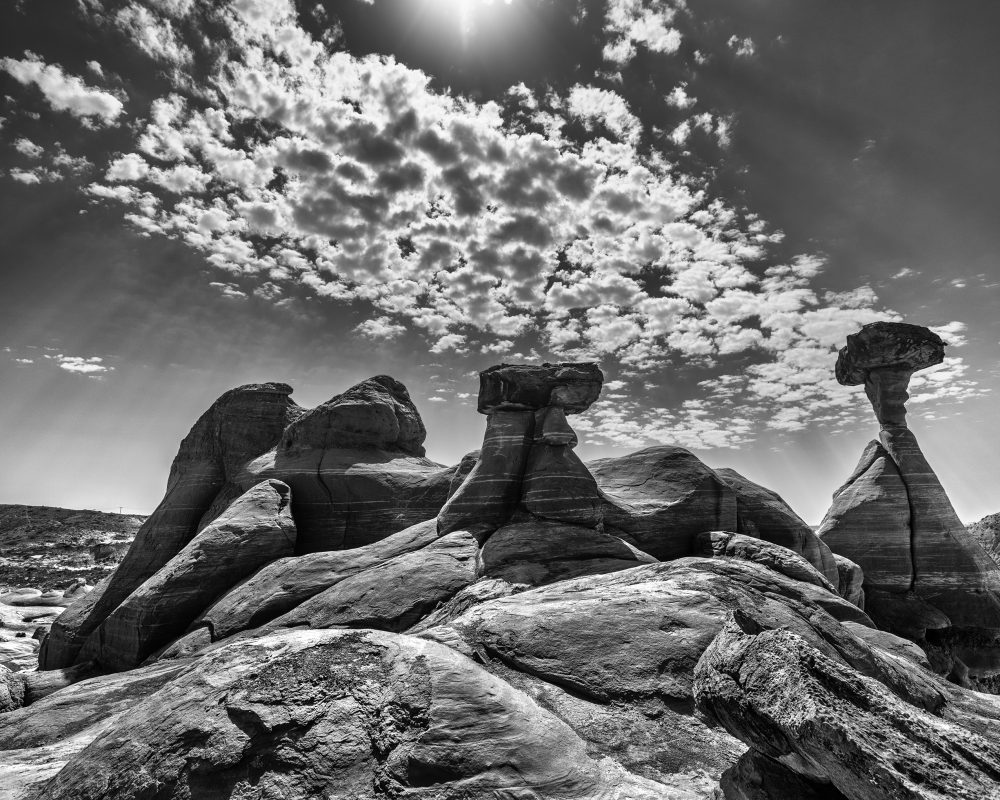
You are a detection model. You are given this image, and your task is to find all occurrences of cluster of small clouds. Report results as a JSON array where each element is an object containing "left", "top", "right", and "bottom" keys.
[
  {"left": 5, "top": 348, "right": 114, "bottom": 378},
  {"left": 3, "top": 0, "right": 986, "bottom": 446}
]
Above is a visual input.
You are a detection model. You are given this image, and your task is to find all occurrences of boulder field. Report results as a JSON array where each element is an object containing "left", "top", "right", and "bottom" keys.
[{"left": 2, "top": 339, "right": 1000, "bottom": 799}]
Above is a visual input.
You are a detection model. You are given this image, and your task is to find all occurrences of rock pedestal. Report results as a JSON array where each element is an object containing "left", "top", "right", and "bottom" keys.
[{"left": 819, "top": 321, "right": 1000, "bottom": 687}]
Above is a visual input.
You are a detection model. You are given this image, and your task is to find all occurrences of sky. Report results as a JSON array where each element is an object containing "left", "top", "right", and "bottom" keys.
[{"left": 1, "top": 0, "right": 998, "bottom": 524}]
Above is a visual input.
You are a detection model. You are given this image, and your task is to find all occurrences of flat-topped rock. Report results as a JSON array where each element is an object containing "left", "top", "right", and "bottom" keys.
[
  {"left": 835, "top": 321, "right": 945, "bottom": 386},
  {"left": 477, "top": 362, "right": 603, "bottom": 414}
]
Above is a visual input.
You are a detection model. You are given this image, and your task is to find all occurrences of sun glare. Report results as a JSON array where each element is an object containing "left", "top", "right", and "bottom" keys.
[{"left": 428, "top": 0, "right": 516, "bottom": 47}]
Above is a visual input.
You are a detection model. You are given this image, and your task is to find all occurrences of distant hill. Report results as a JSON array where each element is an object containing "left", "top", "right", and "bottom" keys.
[
  {"left": 967, "top": 512, "right": 1000, "bottom": 566},
  {"left": 0, "top": 505, "right": 145, "bottom": 590}
]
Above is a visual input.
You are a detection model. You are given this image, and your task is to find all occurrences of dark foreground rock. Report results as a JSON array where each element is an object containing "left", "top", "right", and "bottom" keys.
[{"left": 695, "top": 612, "right": 1000, "bottom": 800}]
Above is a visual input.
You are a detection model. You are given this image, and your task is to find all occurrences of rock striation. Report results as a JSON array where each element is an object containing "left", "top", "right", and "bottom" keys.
[{"left": 819, "top": 321, "right": 1000, "bottom": 688}]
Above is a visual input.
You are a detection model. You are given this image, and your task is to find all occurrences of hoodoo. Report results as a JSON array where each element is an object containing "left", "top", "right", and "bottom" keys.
[{"left": 819, "top": 321, "right": 1000, "bottom": 688}]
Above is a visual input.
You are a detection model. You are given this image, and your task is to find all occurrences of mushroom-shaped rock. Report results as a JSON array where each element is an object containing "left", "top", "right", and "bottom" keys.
[
  {"left": 439, "top": 362, "right": 604, "bottom": 535},
  {"left": 835, "top": 321, "right": 944, "bottom": 427},
  {"left": 477, "top": 362, "right": 603, "bottom": 414}
]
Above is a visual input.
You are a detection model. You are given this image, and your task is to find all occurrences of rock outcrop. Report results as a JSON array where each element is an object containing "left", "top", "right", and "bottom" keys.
[
  {"left": 40, "top": 383, "right": 302, "bottom": 670},
  {"left": 40, "top": 378, "right": 457, "bottom": 672},
  {"left": 819, "top": 321, "right": 1000, "bottom": 688},
  {"left": 8, "top": 356, "right": 1000, "bottom": 799},
  {"left": 969, "top": 512, "right": 1000, "bottom": 566},
  {"left": 695, "top": 612, "right": 1000, "bottom": 799}
]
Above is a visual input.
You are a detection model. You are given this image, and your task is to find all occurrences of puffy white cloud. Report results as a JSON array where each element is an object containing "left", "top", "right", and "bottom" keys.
[
  {"left": 567, "top": 85, "right": 643, "bottom": 145},
  {"left": 355, "top": 316, "right": 406, "bottom": 340},
  {"left": 114, "top": 4, "right": 193, "bottom": 66},
  {"left": 45, "top": 354, "right": 114, "bottom": 376},
  {"left": 14, "top": 138, "right": 44, "bottom": 158},
  {"left": 1, "top": 54, "right": 124, "bottom": 124},
  {"left": 603, "top": 0, "right": 682, "bottom": 66}
]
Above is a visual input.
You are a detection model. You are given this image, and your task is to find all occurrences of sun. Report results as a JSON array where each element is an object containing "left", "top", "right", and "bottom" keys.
[{"left": 427, "top": 0, "right": 516, "bottom": 45}]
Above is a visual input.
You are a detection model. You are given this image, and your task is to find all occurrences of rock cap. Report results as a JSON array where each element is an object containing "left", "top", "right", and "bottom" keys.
[
  {"left": 835, "top": 321, "right": 945, "bottom": 386},
  {"left": 478, "top": 362, "right": 603, "bottom": 414}
]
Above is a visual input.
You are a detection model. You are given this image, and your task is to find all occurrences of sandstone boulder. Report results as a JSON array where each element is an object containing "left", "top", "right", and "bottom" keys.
[
  {"left": 478, "top": 517, "right": 656, "bottom": 586},
  {"left": 263, "top": 530, "right": 479, "bottom": 634},
  {"left": 190, "top": 518, "right": 441, "bottom": 643},
  {"left": 423, "top": 558, "right": 890, "bottom": 708},
  {"left": 694, "top": 612, "right": 1000, "bottom": 800},
  {"left": 34, "top": 629, "right": 671, "bottom": 800},
  {"left": 76, "top": 480, "right": 296, "bottom": 671},
  {"left": 716, "top": 467, "right": 839, "bottom": 585},
  {"left": 589, "top": 446, "right": 738, "bottom": 561},
  {"left": 40, "top": 383, "right": 301, "bottom": 670},
  {"left": 693, "top": 530, "right": 836, "bottom": 591}
]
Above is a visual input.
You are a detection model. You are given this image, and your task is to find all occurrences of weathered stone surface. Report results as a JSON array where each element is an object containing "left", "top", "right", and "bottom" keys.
[
  {"left": 445, "top": 449, "right": 480, "bottom": 498},
  {"left": 241, "top": 447, "right": 452, "bottom": 553},
  {"left": 191, "top": 518, "right": 440, "bottom": 643},
  {"left": 968, "top": 512, "right": 1000, "bottom": 566},
  {"left": 478, "top": 517, "right": 656, "bottom": 586},
  {"left": 835, "top": 321, "right": 945, "bottom": 386},
  {"left": 833, "top": 554, "right": 865, "bottom": 608},
  {"left": 34, "top": 629, "right": 670, "bottom": 800},
  {"left": 264, "top": 531, "right": 478, "bottom": 633},
  {"left": 589, "top": 446, "right": 738, "bottom": 561},
  {"left": 282, "top": 375, "right": 426, "bottom": 454},
  {"left": 76, "top": 480, "right": 296, "bottom": 671},
  {"left": 694, "top": 613, "right": 1000, "bottom": 800},
  {"left": 693, "top": 530, "right": 836, "bottom": 592},
  {"left": 716, "top": 468, "right": 839, "bottom": 585},
  {"left": 818, "top": 440, "right": 913, "bottom": 592},
  {"left": 477, "top": 362, "right": 603, "bottom": 414},
  {"left": 880, "top": 426, "right": 1000, "bottom": 629},
  {"left": 40, "top": 383, "right": 300, "bottom": 670},
  {"left": 841, "top": 621, "right": 931, "bottom": 670},
  {"left": 437, "top": 410, "right": 533, "bottom": 535},
  {"left": 424, "top": 558, "right": 890, "bottom": 709},
  {"left": 521, "top": 441, "right": 604, "bottom": 526},
  {"left": 0, "top": 660, "right": 188, "bottom": 797}
]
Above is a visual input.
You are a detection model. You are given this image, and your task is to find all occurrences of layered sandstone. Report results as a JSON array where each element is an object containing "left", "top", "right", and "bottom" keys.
[{"left": 819, "top": 321, "right": 1000, "bottom": 688}]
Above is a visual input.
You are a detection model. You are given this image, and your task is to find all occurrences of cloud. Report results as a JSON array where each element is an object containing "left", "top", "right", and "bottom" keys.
[
  {"left": 13, "top": 138, "right": 44, "bottom": 158},
  {"left": 930, "top": 320, "right": 968, "bottom": 348},
  {"left": 603, "top": 0, "right": 682, "bottom": 66},
  {"left": 0, "top": 54, "right": 124, "bottom": 124},
  {"left": 43, "top": 354, "right": 115, "bottom": 377},
  {"left": 567, "top": 85, "right": 643, "bottom": 145},
  {"left": 355, "top": 316, "right": 406, "bottom": 340}
]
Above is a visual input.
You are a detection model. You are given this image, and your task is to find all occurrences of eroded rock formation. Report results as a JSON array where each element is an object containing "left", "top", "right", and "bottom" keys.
[
  {"left": 819, "top": 321, "right": 1000, "bottom": 689},
  {"left": 5, "top": 356, "right": 1000, "bottom": 799}
]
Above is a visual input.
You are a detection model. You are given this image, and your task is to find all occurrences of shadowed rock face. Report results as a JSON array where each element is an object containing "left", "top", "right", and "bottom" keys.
[
  {"left": 820, "top": 322, "right": 1000, "bottom": 688},
  {"left": 40, "top": 377, "right": 455, "bottom": 672},
  {"left": 40, "top": 383, "right": 302, "bottom": 671}
]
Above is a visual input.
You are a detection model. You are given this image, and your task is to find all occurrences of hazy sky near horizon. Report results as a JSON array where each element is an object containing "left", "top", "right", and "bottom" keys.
[{"left": 1, "top": 0, "right": 998, "bottom": 524}]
